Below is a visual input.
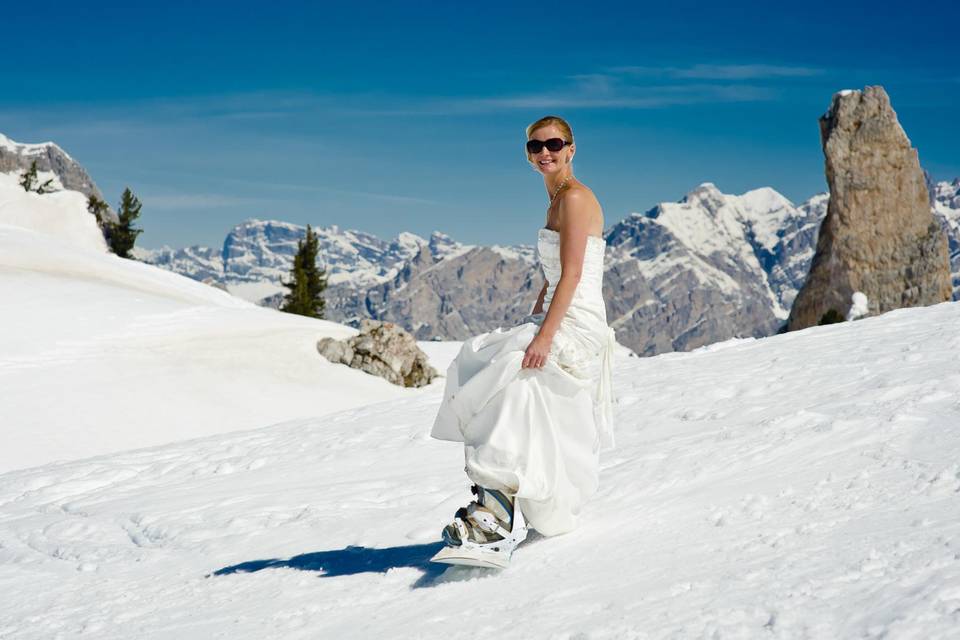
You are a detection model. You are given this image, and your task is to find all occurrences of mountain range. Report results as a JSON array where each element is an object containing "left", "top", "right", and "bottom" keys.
[
  {"left": 3, "top": 131, "right": 957, "bottom": 356},
  {"left": 136, "top": 179, "right": 960, "bottom": 355}
]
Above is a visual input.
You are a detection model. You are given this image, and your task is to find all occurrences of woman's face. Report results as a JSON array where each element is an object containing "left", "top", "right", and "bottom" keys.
[{"left": 529, "top": 124, "right": 574, "bottom": 176}]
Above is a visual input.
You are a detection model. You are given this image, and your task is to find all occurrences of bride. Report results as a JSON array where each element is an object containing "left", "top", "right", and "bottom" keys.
[{"left": 430, "top": 115, "right": 617, "bottom": 568}]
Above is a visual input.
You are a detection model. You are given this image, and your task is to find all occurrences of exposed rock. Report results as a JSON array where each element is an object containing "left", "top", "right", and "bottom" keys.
[
  {"left": 787, "top": 86, "right": 952, "bottom": 331},
  {"left": 317, "top": 318, "right": 438, "bottom": 388},
  {"left": 350, "top": 243, "right": 541, "bottom": 341},
  {"left": 0, "top": 133, "right": 117, "bottom": 224}
]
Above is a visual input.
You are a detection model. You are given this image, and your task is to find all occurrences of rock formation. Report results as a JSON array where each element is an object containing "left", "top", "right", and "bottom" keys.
[
  {"left": 787, "top": 86, "right": 952, "bottom": 330},
  {"left": 317, "top": 319, "right": 438, "bottom": 388},
  {"left": 0, "top": 133, "right": 117, "bottom": 223}
]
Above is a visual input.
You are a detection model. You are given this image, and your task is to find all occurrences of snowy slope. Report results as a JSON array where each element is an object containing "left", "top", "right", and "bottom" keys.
[
  {"left": 0, "top": 178, "right": 425, "bottom": 472},
  {"left": 1, "top": 296, "right": 958, "bottom": 636}
]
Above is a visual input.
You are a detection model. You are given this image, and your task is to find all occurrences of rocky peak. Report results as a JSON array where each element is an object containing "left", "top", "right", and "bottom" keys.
[
  {"left": 0, "top": 132, "right": 116, "bottom": 222},
  {"left": 427, "top": 231, "right": 461, "bottom": 259},
  {"left": 787, "top": 86, "right": 952, "bottom": 330},
  {"left": 679, "top": 182, "right": 726, "bottom": 214}
]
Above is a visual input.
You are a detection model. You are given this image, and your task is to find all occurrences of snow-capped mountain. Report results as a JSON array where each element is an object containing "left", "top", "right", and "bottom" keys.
[
  {"left": 7, "top": 128, "right": 956, "bottom": 357},
  {"left": 603, "top": 183, "right": 829, "bottom": 354},
  {"left": 135, "top": 221, "right": 509, "bottom": 304},
  {"left": 137, "top": 221, "right": 540, "bottom": 339},
  {"left": 139, "top": 184, "right": 826, "bottom": 354},
  {"left": 139, "top": 180, "right": 960, "bottom": 356}
]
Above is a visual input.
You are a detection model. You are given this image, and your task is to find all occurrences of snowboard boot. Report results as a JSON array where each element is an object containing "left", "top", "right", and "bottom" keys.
[{"left": 432, "top": 483, "right": 528, "bottom": 569}]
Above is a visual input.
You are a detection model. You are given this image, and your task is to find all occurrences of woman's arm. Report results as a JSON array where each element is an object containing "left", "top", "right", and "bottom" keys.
[
  {"left": 522, "top": 190, "right": 594, "bottom": 368},
  {"left": 531, "top": 280, "right": 548, "bottom": 314}
]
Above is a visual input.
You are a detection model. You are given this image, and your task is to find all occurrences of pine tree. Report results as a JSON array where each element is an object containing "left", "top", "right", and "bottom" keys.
[
  {"left": 19, "top": 160, "right": 38, "bottom": 192},
  {"left": 87, "top": 194, "right": 108, "bottom": 225},
  {"left": 87, "top": 194, "right": 112, "bottom": 245},
  {"left": 109, "top": 187, "right": 144, "bottom": 259},
  {"left": 280, "top": 225, "right": 328, "bottom": 318}
]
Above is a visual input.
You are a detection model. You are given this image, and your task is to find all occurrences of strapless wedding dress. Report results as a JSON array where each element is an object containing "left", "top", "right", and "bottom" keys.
[{"left": 431, "top": 227, "right": 617, "bottom": 536}]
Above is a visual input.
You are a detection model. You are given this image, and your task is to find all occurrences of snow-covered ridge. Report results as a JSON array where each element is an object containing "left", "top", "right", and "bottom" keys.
[
  {"left": 138, "top": 219, "right": 537, "bottom": 304},
  {"left": 0, "top": 131, "right": 74, "bottom": 161}
]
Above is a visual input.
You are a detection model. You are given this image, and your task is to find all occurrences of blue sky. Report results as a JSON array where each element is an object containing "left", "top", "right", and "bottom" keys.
[{"left": 2, "top": 1, "right": 958, "bottom": 249}]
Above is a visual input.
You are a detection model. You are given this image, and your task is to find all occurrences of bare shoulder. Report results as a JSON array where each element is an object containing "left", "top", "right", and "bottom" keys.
[
  {"left": 557, "top": 182, "right": 603, "bottom": 231},
  {"left": 560, "top": 183, "right": 600, "bottom": 212}
]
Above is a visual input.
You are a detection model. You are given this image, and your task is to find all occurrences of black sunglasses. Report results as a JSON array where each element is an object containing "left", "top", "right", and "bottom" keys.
[{"left": 526, "top": 138, "right": 571, "bottom": 154}]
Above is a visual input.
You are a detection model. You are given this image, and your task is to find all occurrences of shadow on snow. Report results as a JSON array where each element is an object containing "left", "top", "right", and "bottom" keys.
[{"left": 210, "top": 542, "right": 483, "bottom": 588}]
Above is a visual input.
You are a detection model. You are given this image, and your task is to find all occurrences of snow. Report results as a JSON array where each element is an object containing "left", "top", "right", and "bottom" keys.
[
  {"left": 0, "top": 173, "right": 101, "bottom": 252},
  {"left": 2, "top": 172, "right": 960, "bottom": 638},
  {"left": 226, "top": 280, "right": 287, "bottom": 303},
  {"left": 2, "top": 293, "right": 959, "bottom": 637},
  {"left": 0, "top": 132, "right": 73, "bottom": 160},
  {"left": 848, "top": 291, "right": 869, "bottom": 320},
  {"left": 489, "top": 243, "right": 536, "bottom": 264},
  {"left": 738, "top": 187, "right": 798, "bottom": 252},
  {"left": 0, "top": 179, "right": 419, "bottom": 472}
]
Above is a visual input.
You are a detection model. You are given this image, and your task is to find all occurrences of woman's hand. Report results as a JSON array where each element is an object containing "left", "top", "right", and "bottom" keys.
[{"left": 522, "top": 332, "right": 552, "bottom": 369}]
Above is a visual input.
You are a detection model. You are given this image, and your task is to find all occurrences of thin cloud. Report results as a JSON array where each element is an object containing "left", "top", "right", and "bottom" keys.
[
  {"left": 140, "top": 193, "right": 274, "bottom": 210},
  {"left": 0, "top": 74, "right": 786, "bottom": 125},
  {"left": 608, "top": 63, "right": 825, "bottom": 80},
  {"left": 354, "top": 83, "right": 779, "bottom": 115}
]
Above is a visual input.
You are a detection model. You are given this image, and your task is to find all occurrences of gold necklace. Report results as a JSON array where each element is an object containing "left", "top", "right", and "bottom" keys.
[{"left": 549, "top": 174, "right": 572, "bottom": 207}]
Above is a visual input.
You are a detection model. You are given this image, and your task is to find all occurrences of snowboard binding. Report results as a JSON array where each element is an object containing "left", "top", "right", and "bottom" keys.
[{"left": 431, "top": 484, "right": 528, "bottom": 569}]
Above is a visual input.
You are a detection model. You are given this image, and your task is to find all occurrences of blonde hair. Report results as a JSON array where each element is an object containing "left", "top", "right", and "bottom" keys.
[{"left": 524, "top": 115, "right": 575, "bottom": 168}]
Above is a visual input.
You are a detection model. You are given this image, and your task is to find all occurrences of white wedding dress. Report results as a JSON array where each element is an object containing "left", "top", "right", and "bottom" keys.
[{"left": 431, "top": 227, "right": 617, "bottom": 536}]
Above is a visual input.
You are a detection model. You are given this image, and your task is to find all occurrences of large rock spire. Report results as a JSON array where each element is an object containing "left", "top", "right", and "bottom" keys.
[{"left": 787, "top": 86, "right": 951, "bottom": 330}]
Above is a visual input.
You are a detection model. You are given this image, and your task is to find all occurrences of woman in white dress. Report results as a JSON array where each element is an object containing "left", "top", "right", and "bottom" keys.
[{"left": 430, "top": 115, "right": 617, "bottom": 568}]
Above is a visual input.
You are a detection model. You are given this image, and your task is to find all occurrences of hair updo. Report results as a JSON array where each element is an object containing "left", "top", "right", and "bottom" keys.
[{"left": 524, "top": 115, "right": 574, "bottom": 168}]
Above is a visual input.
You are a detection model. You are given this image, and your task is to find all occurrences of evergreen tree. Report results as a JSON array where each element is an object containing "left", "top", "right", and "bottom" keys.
[
  {"left": 86, "top": 194, "right": 108, "bottom": 225},
  {"left": 109, "top": 187, "right": 144, "bottom": 258},
  {"left": 280, "top": 225, "right": 328, "bottom": 318},
  {"left": 19, "top": 160, "right": 38, "bottom": 192},
  {"left": 87, "top": 194, "right": 112, "bottom": 245}
]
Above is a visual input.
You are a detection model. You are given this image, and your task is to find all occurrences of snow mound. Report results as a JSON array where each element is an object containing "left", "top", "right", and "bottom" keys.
[
  {"left": 0, "top": 185, "right": 436, "bottom": 471},
  {"left": 0, "top": 172, "right": 105, "bottom": 252}
]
